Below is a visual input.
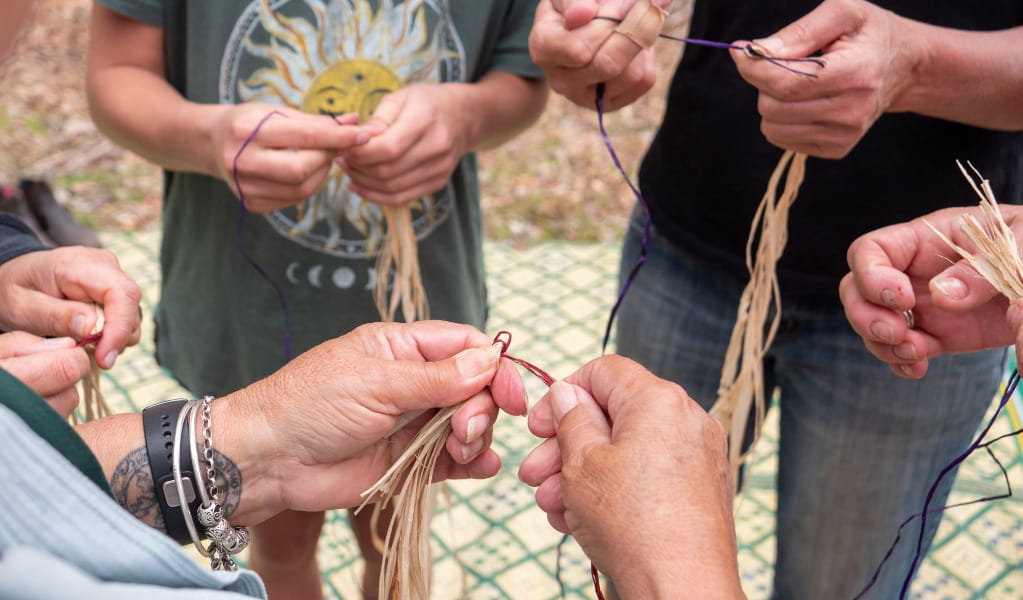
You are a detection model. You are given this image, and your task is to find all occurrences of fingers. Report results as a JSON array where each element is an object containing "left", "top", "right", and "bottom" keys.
[
  {"left": 519, "top": 435, "right": 564, "bottom": 487},
  {"left": 1008, "top": 299, "right": 1023, "bottom": 369},
  {"left": 0, "top": 339, "right": 90, "bottom": 406},
  {"left": 244, "top": 109, "right": 372, "bottom": 151}
]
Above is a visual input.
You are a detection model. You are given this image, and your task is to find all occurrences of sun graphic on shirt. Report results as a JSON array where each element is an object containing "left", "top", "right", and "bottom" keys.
[{"left": 220, "top": 0, "right": 463, "bottom": 257}]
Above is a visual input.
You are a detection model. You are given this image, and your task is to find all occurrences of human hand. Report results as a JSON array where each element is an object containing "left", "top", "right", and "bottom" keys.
[
  {"left": 841, "top": 206, "right": 1021, "bottom": 378},
  {"left": 528, "top": 0, "right": 667, "bottom": 111},
  {"left": 0, "top": 331, "right": 90, "bottom": 417},
  {"left": 0, "top": 247, "right": 142, "bottom": 369},
  {"left": 218, "top": 321, "right": 527, "bottom": 523},
  {"left": 518, "top": 355, "right": 743, "bottom": 599},
  {"left": 336, "top": 84, "right": 471, "bottom": 206},
  {"left": 207, "top": 102, "right": 372, "bottom": 212},
  {"left": 731, "top": 0, "right": 920, "bottom": 158}
]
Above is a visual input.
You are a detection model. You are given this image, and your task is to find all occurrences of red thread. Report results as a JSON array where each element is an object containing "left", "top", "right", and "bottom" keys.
[
  {"left": 75, "top": 332, "right": 103, "bottom": 347},
  {"left": 492, "top": 330, "right": 606, "bottom": 600}
]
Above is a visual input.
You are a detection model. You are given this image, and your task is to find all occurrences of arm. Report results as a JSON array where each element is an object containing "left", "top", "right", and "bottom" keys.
[
  {"left": 339, "top": 71, "right": 548, "bottom": 206},
  {"left": 77, "top": 321, "right": 527, "bottom": 530},
  {"left": 519, "top": 355, "right": 745, "bottom": 600},
  {"left": 732, "top": 0, "right": 1023, "bottom": 158},
  {"left": 86, "top": 4, "right": 373, "bottom": 212},
  {"left": 840, "top": 205, "right": 1023, "bottom": 378}
]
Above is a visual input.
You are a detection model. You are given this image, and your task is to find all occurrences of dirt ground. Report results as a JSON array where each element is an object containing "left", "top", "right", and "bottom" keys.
[{"left": 0, "top": 0, "right": 688, "bottom": 244}]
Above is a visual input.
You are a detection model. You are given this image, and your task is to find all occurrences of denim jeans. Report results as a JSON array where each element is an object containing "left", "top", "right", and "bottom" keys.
[{"left": 615, "top": 209, "right": 1007, "bottom": 599}]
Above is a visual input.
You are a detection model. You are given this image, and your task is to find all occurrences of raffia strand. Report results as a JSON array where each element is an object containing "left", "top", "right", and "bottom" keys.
[{"left": 710, "top": 150, "right": 807, "bottom": 471}]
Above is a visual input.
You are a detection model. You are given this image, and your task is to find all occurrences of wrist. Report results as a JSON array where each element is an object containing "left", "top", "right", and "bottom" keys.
[
  {"left": 207, "top": 390, "right": 281, "bottom": 525},
  {"left": 178, "top": 102, "right": 232, "bottom": 179}
]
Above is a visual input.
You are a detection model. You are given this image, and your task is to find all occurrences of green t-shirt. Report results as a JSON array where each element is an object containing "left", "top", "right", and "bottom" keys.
[
  {"left": 96, "top": 0, "right": 542, "bottom": 395},
  {"left": 0, "top": 368, "right": 112, "bottom": 495}
]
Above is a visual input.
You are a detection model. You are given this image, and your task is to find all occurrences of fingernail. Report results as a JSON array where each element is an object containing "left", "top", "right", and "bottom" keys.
[
  {"left": 103, "top": 349, "right": 119, "bottom": 367},
  {"left": 893, "top": 343, "right": 918, "bottom": 361},
  {"left": 465, "top": 414, "right": 490, "bottom": 444},
  {"left": 550, "top": 381, "right": 579, "bottom": 423},
  {"left": 355, "top": 132, "right": 370, "bottom": 144},
  {"left": 461, "top": 438, "right": 484, "bottom": 462},
  {"left": 70, "top": 315, "right": 89, "bottom": 339},
  {"left": 932, "top": 275, "right": 968, "bottom": 300},
  {"left": 454, "top": 344, "right": 500, "bottom": 379},
  {"left": 899, "top": 364, "right": 915, "bottom": 378},
  {"left": 869, "top": 321, "right": 894, "bottom": 344},
  {"left": 881, "top": 289, "right": 898, "bottom": 308},
  {"left": 753, "top": 36, "right": 784, "bottom": 54}
]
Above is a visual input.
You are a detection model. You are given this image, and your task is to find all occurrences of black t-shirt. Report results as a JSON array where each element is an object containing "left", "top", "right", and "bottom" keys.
[
  {"left": 639, "top": 1, "right": 1023, "bottom": 302},
  {"left": 0, "top": 214, "right": 46, "bottom": 265}
]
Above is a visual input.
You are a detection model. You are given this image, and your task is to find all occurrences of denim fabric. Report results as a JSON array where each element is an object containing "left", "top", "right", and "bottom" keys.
[{"left": 616, "top": 209, "right": 1007, "bottom": 599}]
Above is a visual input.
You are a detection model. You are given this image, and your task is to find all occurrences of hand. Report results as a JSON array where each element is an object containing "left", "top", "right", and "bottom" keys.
[
  {"left": 336, "top": 84, "right": 471, "bottom": 207},
  {"left": 208, "top": 103, "right": 372, "bottom": 212},
  {"left": 218, "top": 321, "right": 527, "bottom": 524},
  {"left": 0, "top": 247, "right": 142, "bottom": 369},
  {"left": 0, "top": 332, "right": 91, "bottom": 417},
  {"left": 841, "top": 206, "right": 1020, "bottom": 378},
  {"left": 731, "top": 0, "right": 918, "bottom": 158},
  {"left": 518, "top": 355, "right": 743, "bottom": 599},
  {"left": 528, "top": 0, "right": 666, "bottom": 111}
]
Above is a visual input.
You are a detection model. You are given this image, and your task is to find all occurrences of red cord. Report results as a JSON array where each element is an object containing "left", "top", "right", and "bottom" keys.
[{"left": 492, "top": 330, "right": 606, "bottom": 600}]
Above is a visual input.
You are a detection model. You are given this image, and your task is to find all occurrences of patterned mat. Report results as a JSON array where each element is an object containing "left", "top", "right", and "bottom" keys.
[{"left": 95, "top": 230, "right": 1023, "bottom": 599}]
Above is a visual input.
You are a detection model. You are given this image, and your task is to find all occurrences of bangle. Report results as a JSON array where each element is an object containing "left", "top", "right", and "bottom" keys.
[
  {"left": 172, "top": 400, "right": 210, "bottom": 557},
  {"left": 142, "top": 399, "right": 200, "bottom": 544},
  {"left": 185, "top": 395, "right": 250, "bottom": 570}
]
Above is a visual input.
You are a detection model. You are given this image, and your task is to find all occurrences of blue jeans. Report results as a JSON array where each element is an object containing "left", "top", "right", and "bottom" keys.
[{"left": 616, "top": 210, "right": 1006, "bottom": 599}]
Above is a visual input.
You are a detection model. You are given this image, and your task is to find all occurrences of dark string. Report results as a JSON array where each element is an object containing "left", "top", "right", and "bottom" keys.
[
  {"left": 231, "top": 110, "right": 294, "bottom": 361},
  {"left": 592, "top": 16, "right": 826, "bottom": 79},
  {"left": 596, "top": 82, "right": 649, "bottom": 355},
  {"left": 852, "top": 370, "right": 1021, "bottom": 599},
  {"left": 898, "top": 369, "right": 1021, "bottom": 598}
]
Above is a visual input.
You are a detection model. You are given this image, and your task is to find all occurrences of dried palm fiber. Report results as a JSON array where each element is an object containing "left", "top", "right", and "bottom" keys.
[
  {"left": 70, "top": 307, "right": 113, "bottom": 424},
  {"left": 925, "top": 162, "right": 1023, "bottom": 300},
  {"left": 374, "top": 203, "right": 429, "bottom": 323},
  {"left": 709, "top": 150, "right": 808, "bottom": 470}
]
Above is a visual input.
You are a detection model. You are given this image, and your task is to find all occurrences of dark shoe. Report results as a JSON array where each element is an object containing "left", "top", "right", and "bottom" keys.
[
  {"left": 0, "top": 184, "right": 57, "bottom": 247},
  {"left": 19, "top": 179, "right": 102, "bottom": 248}
]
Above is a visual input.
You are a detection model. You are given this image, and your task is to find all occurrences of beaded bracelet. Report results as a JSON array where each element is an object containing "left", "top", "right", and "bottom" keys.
[
  {"left": 171, "top": 396, "right": 250, "bottom": 571},
  {"left": 188, "top": 396, "right": 250, "bottom": 570}
]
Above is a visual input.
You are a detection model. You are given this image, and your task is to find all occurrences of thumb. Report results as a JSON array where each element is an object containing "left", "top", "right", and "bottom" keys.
[
  {"left": 20, "top": 292, "right": 98, "bottom": 340},
  {"left": 929, "top": 261, "right": 1001, "bottom": 312},
  {"left": 382, "top": 343, "right": 502, "bottom": 413},
  {"left": 550, "top": 381, "right": 612, "bottom": 456},
  {"left": 752, "top": 1, "right": 858, "bottom": 58}
]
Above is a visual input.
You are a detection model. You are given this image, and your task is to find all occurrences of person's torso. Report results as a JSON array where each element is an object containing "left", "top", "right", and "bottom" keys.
[
  {"left": 640, "top": 0, "right": 1023, "bottom": 300},
  {"left": 96, "top": 0, "right": 539, "bottom": 393}
]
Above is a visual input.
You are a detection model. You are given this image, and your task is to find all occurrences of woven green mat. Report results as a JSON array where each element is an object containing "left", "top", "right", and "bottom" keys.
[{"left": 94, "top": 230, "right": 1023, "bottom": 599}]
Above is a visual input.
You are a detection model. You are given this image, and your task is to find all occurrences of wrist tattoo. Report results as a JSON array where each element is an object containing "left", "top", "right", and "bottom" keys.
[{"left": 110, "top": 446, "right": 243, "bottom": 531}]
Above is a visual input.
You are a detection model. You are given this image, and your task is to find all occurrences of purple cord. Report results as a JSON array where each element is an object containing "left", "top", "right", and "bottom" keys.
[
  {"left": 231, "top": 110, "right": 294, "bottom": 361},
  {"left": 852, "top": 371, "right": 1020, "bottom": 598},
  {"left": 596, "top": 82, "right": 650, "bottom": 354},
  {"left": 895, "top": 370, "right": 1021, "bottom": 598}
]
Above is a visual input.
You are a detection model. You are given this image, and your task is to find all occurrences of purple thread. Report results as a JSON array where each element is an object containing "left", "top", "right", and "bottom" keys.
[
  {"left": 853, "top": 371, "right": 1020, "bottom": 599},
  {"left": 596, "top": 82, "right": 650, "bottom": 354},
  {"left": 592, "top": 16, "right": 825, "bottom": 78},
  {"left": 231, "top": 110, "right": 294, "bottom": 361},
  {"left": 895, "top": 369, "right": 1020, "bottom": 598}
]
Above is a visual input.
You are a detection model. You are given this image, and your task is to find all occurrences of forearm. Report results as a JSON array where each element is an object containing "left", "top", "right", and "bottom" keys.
[
  {"left": 456, "top": 71, "right": 548, "bottom": 152},
  {"left": 76, "top": 395, "right": 275, "bottom": 533},
  {"left": 892, "top": 22, "right": 1023, "bottom": 130},
  {"left": 87, "top": 67, "right": 225, "bottom": 176},
  {"left": 86, "top": 4, "right": 223, "bottom": 177}
]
